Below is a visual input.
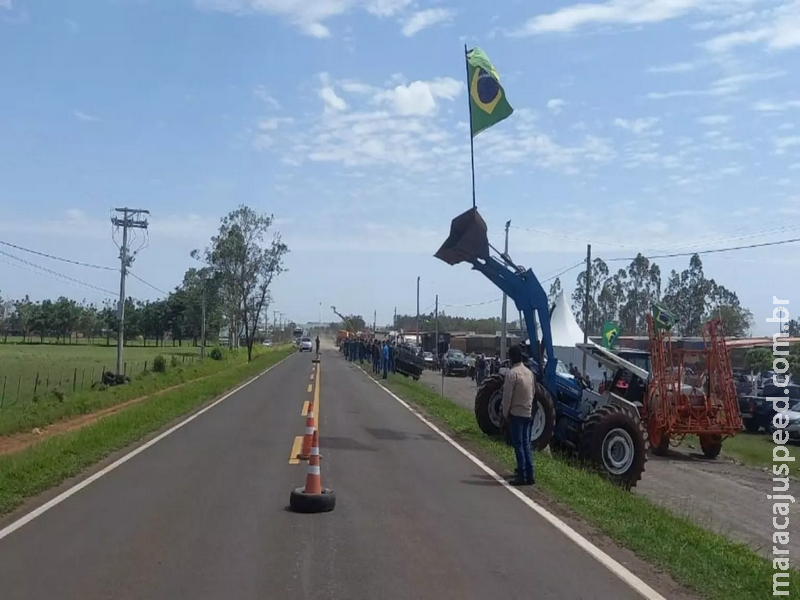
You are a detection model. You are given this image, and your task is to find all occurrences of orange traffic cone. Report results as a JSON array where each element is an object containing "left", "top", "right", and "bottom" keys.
[
  {"left": 289, "top": 429, "right": 336, "bottom": 513},
  {"left": 303, "top": 430, "right": 322, "bottom": 494},
  {"left": 297, "top": 409, "right": 315, "bottom": 460}
]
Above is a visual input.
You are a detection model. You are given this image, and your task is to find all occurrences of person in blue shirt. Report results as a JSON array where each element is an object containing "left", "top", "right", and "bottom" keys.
[{"left": 382, "top": 341, "right": 390, "bottom": 379}]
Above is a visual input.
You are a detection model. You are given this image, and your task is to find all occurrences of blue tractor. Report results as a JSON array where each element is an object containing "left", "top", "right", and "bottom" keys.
[{"left": 435, "top": 208, "right": 649, "bottom": 489}]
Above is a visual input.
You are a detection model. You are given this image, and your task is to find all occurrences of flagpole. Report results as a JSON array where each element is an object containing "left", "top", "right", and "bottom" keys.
[{"left": 464, "top": 44, "right": 477, "bottom": 210}]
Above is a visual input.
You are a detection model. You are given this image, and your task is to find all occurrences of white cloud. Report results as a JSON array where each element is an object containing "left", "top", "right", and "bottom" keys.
[
  {"left": 254, "top": 85, "right": 281, "bottom": 109},
  {"left": 401, "top": 8, "right": 454, "bottom": 36},
  {"left": 547, "top": 98, "right": 566, "bottom": 114},
  {"left": 73, "top": 110, "right": 99, "bottom": 122},
  {"left": 365, "top": 0, "right": 411, "bottom": 16},
  {"left": 258, "top": 117, "right": 293, "bottom": 130},
  {"left": 318, "top": 74, "right": 348, "bottom": 112},
  {"left": 646, "top": 61, "right": 700, "bottom": 73},
  {"left": 513, "top": 0, "right": 702, "bottom": 36},
  {"left": 0, "top": 0, "right": 11, "bottom": 9},
  {"left": 702, "top": 1, "right": 800, "bottom": 52},
  {"left": 614, "top": 117, "right": 660, "bottom": 133},
  {"left": 775, "top": 136, "right": 800, "bottom": 154},
  {"left": 195, "top": 0, "right": 424, "bottom": 37},
  {"left": 648, "top": 70, "right": 785, "bottom": 99},
  {"left": 696, "top": 114, "right": 732, "bottom": 125},
  {"left": 754, "top": 100, "right": 800, "bottom": 112},
  {"left": 373, "top": 78, "right": 462, "bottom": 116}
]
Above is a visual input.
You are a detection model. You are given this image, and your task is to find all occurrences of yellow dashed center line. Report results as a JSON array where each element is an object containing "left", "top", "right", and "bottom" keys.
[
  {"left": 290, "top": 364, "right": 322, "bottom": 464},
  {"left": 289, "top": 436, "right": 302, "bottom": 465},
  {"left": 307, "top": 383, "right": 312, "bottom": 393},
  {"left": 301, "top": 401, "right": 310, "bottom": 416}
]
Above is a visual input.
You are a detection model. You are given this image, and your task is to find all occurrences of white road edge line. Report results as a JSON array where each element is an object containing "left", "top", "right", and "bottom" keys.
[
  {"left": 359, "top": 366, "right": 666, "bottom": 600},
  {"left": 0, "top": 352, "right": 296, "bottom": 543}
]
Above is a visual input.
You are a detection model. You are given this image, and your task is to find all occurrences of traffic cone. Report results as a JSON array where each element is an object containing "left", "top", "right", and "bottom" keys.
[
  {"left": 289, "top": 429, "right": 335, "bottom": 513},
  {"left": 303, "top": 430, "right": 322, "bottom": 495},
  {"left": 297, "top": 409, "right": 315, "bottom": 460}
]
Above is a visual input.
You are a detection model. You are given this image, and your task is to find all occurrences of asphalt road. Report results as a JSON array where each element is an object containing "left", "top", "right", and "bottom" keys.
[{"left": 0, "top": 348, "right": 662, "bottom": 600}]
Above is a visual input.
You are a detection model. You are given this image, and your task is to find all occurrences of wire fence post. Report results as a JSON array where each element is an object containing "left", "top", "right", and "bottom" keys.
[
  {"left": 16, "top": 374, "right": 21, "bottom": 405},
  {"left": 1, "top": 375, "right": 6, "bottom": 409},
  {"left": 81, "top": 368, "right": 86, "bottom": 391},
  {"left": 33, "top": 372, "right": 40, "bottom": 400},
  {"left": 73, "top": 367, "right": 77, "bottom": 392}
]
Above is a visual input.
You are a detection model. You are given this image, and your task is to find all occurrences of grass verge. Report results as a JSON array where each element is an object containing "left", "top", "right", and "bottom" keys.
[
  {"left": 677, "top": 432, "right": 800, "bottom": 477},
  {"left": 377, "top": 371, "right": 799, "bottom": 600},
  {"left": 0, "top": 345, "right": 294, "bottom": 518},
  {"left": 0, "top": 346, "right": 258, "bottom": 436}
]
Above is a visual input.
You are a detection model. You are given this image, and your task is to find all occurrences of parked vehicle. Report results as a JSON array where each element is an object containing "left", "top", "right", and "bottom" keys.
[
  {"left": 739, "top": 383, "right": 800, "bottom": 433},
  {"left": 299, "top": 337, "right": 313, "bottom": 352},
  {"left": 443, "top": 349, "right": 469, "bottom": 377}
]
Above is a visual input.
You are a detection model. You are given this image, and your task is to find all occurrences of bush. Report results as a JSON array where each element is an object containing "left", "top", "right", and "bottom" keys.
[
  {"left": 153, "top": 355, "right": 167, "bottom": 373},
  {"left": 170, "top": 355, "right": 181, "bottom": 368},
  {"left": 209, "top": 347, "right": 224, "bottom": 361}
]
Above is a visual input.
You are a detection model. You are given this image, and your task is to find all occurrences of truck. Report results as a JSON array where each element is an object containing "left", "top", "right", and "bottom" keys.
[
  {"left": 739, "top": 382, "right": 800, "bottom": 433},
  {"left": 434, "top": 207, "right": 649, "bottom": 489}
]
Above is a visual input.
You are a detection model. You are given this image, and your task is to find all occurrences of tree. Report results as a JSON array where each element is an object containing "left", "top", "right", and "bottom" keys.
[
  {"left": 745, "top": 348, "right": 773, "bottom": 373},
  {"left": 196, "top": 205, "right": 288, "bottom": 361},
  {"left": 571, "top": 258, "right": 610, "bottom": 336},
  {"left": 547, "top": 278, "right": 562, "bottom": 312}
]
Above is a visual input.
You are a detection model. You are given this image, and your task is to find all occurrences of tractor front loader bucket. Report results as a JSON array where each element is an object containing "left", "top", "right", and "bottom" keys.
[{"left": 434, "top": 208, "right": 490, "bottom": 266}]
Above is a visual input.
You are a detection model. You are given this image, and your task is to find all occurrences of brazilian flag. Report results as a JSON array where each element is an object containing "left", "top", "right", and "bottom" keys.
[
  {"left": 652, "top": 304, "right": 676, "bottom": 331},
  {"left": 466, "top": 47, "right": 513, "bottom": 136},
  {"left": 602, "top": 321, "right": 620, "bottom": 349}
]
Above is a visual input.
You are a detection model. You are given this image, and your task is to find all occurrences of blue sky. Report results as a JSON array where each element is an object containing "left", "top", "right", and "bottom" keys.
[{"left": 0, "top": 0, "right": 798, "bottom": 335}]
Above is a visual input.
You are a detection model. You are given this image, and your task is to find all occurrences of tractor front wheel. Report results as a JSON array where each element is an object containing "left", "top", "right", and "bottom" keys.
[
  {"left": 580, "top": 405, "right": 649, "bottom": 490},
  {"left": 699, "top": 434, "right": 722, "bottom": 459},
  {"left": 475, "top": 375, "right": 504, "bottom": 436}
]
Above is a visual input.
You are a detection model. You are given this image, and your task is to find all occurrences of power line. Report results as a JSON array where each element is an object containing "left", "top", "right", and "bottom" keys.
[
  {"left": 607, "top": 236, "right": 800, "bottom": 262},
  {"left": 0, "top": 248, "right": 117, "bottom": 296},
  {"left": 0, "top": 239, "right": 116, "bottom": 270},
  {"left": 128, "top": 271, "right": 168, "bottom": 295},
  {"left": 542, "top": 260, "right": 585, "bottom": 284}
]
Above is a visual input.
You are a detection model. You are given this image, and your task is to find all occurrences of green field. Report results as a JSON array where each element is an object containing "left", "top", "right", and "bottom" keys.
[{"left": 0, "top": 341, "right": 260, "bottom": 437}]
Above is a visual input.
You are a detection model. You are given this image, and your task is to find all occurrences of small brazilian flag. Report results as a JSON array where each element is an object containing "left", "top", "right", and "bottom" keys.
[
  {"left": 466, "top": 47, "right": 513, "bottom": 137},
  {"left": 652, "top": 304, "right": 676, "bottom": 331},
  {"left": 602, "top": 321, "right": 620, "bottom": 349}
]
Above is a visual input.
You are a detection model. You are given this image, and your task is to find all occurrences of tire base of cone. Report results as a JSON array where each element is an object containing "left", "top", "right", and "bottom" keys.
[
  {"left": 289, "top": 487, "right": 336, "bottom": 513},
  {"left": 296, "top": 453, "right": 323, "bottom": 460}
]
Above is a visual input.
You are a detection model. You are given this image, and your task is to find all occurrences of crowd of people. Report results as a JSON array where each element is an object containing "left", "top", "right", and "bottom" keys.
[{"left": 339, "top": 335, "right": 398, "bottom": 379}]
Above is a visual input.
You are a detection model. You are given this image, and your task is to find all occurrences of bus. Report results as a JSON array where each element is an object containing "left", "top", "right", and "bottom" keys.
[{"left": 293, "top": 327, "right": 303, "bottom": 343}]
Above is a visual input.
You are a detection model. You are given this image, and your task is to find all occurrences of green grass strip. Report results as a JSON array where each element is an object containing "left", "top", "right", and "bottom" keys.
[
  {"left": 0, "top": 346, "right": 294, "bottom": 517},
  {"left": 379, "top": 372, "right": 799, "bottom": 600}
]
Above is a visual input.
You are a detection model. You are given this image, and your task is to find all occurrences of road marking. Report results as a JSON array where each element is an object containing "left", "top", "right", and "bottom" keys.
[
  {"left": 314, "top": 363, "right": 321, "bottom": 436},
  {"left": 0, "top": 352, "right": 296, "bottom": 543},
  {"left": 358, "top": 367, "right": 667, "bottom": 600},
  {"left": 289, "top": 436, "right": 303, "bottom": 465},
  {"left": 301, "top": 401, "right": 309, "bottom": 416},
  {"left": 309, "top": 373, "right": 314, "bottom": 380},
  {"left": 307, "top": 383, "right": 312, "bottom": 393}
]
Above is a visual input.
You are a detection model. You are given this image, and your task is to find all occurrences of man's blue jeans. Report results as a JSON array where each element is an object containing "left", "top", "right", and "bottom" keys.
[{"left": 509, "top": 414, "right": 534, "bottom": 482}]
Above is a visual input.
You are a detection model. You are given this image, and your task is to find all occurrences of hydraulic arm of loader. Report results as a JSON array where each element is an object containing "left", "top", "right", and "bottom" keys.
[
  {"left": 331, "top": 306, "right": 356, "bottom": 334},
  {"left": 434, "top": 208, "right": 558, "bottom": 392}
]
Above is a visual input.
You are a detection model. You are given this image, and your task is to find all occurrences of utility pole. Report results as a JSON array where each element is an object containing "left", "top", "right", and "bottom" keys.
[
  {"left": 434, "top": 294, "right": 439, "bottom": 359},
  {"left": 200, "top": 277, "right": 207, "bottom": 358},
  {"left": 393, "top": 307, "right": 397, "bottom": 331},
  {"left": 582, "top": 243, "right": 591, "bottom": 375},
  {"left": 111, "top": 207, "right": 149, "bottom": 377},
  {"left": 500, "top": 220, "right": 511, "bottom": 361},
  {"left": 373, "top": 309, "right": 376, "bottom": 332},
  {"left": 416, "top": 276, "right": 420, "bottom": 347}
]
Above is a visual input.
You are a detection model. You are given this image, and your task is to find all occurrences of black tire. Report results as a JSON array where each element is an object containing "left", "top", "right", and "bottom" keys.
[
  {"left": 743, "top": 419, "right": 760, "bottom": 433},
  {"left": 579, "top": 404, "right": 648, "bottom": 490},
  {"left": 474, "top": 376, "right": 556, "bottom": 451},
  {"left": 474, "top": 374, "right": 504, "bottom": 436},
  {"left": 699, "top": 434, "right": 722, "bottom": 459},
  {"left": 289, "top": 487, "right": 336, "bottom": 513}
]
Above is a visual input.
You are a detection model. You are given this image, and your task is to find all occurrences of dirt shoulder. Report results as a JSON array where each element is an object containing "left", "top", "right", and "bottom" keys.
[{"left": 417, "top": 369, "right": 798, "bottom": 559}]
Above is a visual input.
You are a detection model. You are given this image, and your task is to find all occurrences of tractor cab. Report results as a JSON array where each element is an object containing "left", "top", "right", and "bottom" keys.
[{"left": 576, "top": 342, "right": 650, "bottom": 419}]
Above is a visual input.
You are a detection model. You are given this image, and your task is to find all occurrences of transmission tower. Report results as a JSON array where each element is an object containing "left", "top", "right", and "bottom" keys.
[{"left": 111, "top": 207, "right": 150, "bottom": 377}]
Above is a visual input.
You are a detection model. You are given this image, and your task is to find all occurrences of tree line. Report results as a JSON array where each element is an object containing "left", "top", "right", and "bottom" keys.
[
  {"left": 0, "top": 205, "right": 289, "bottom": 361},
  {"left": 559, "top": 253, "right": 753, "bottom": 338}
]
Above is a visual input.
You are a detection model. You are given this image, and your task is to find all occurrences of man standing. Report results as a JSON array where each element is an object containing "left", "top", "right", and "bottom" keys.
[
  {"left": 382, "top": 340, "right": 390, "bottom": 379},
  {"left": 502, "top": 344, "right": 535, "bottom": 486},
  {"left": 315, "top": 335, "right": 320, "bottom": 355}
]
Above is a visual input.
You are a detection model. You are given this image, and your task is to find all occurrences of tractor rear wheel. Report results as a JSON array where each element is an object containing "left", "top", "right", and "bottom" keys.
[
  {"left": 580, "top": 405, "right": 649, "bottom": 490},
  {"left": 699, "top": 434, "right": 722, "bottom": 459},
  {"left": 649, "top": 424, "right": 670, "bottom": 456},
  {"left": 475, "top": 376, "right": 556, "bottom": 450},
  {"left": 475, "top": 375, "right": 504, "bottom": 436}
]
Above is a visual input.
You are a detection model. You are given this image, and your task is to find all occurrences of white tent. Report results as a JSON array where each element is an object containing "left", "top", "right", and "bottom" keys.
[{"left": 530, "top": 292, "right": 605, "bottom": 381}]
